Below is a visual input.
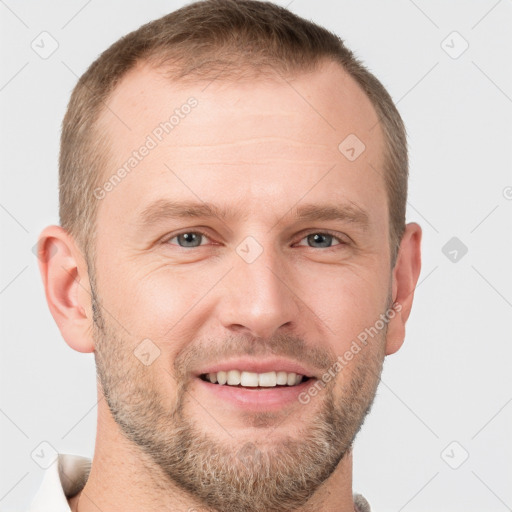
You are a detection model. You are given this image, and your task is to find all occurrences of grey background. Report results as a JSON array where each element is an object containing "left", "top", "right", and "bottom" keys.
[{"left": 1, "top": 1, "right": 511, "bottom": 511}]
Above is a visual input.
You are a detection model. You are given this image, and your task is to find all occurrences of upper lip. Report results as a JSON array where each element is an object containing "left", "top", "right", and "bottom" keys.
[{"left": 195, "top": 357, "right": 318, "bottom": 379}]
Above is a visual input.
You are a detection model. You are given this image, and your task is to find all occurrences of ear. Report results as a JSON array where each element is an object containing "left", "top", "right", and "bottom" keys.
[
  {"left": 37, "top": 225, "right": 94, "bottom": 353},
  {"left": 385, "top": 222, "right": 422, "bottom": 356}
]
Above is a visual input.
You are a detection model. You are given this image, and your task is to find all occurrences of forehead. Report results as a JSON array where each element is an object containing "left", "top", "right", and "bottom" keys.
[{"left": 95, "top": 59, "right": 387, "bottom": 230}]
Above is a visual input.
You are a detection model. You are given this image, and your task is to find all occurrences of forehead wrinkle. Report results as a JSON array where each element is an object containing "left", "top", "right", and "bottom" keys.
[{"left": 164, "top": 136, "right": 331, "bottom": 150}]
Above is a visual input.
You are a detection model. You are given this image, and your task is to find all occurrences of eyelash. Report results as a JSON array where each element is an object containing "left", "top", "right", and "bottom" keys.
[{"left": 163, "top": 229, "right": 349, "bottom": 249}]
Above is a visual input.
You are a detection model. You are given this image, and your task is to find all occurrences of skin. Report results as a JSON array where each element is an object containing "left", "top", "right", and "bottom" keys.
[{"left": 38, "top": 59, "right": 421, "bottom": 512}]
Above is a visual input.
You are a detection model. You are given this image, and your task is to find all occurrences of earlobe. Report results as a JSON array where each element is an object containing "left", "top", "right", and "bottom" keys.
[
  {"left": 385, "top": 222, "right": 422, "bottom": 356},
  {"left": 37, "top": 225, "right": 95, "bottom": 353}
]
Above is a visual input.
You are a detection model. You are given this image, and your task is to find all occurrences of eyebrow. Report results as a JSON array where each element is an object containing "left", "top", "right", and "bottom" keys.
[{"left": 137, "top": 199, "right": 370, "bottom": 231}]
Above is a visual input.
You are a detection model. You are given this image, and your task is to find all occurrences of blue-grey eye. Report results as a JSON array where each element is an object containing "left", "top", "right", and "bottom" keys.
[
  {"left": 169, "top": 232, "right": 206, "bottom": 248},
  {"left": 298, "top": 233, "right": 342, "bottom": 248},
  {"left": 308, "top": 233, "right": 333, "bottom": 248}
]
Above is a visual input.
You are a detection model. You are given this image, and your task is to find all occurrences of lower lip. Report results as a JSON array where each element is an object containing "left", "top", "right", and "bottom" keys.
[{"left": 195, "top": 377, "right": 314, "bottom": 412}]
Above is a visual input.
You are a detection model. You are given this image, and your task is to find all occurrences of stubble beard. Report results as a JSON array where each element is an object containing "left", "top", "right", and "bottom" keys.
[{"left": 91, "top": 282, "right": 386, "bottom": 512}]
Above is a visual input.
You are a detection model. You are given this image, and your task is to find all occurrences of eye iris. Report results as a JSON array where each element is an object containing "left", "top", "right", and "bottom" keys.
[
  {"left": 308, "top": 233, "right": 332, "bottom": 248},
  {"left": 178, "top": 232, "right": 202, "bottom": 247}
]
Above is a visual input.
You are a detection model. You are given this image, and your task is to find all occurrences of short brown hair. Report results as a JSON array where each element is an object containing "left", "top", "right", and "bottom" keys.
[{"left": 60, "top": 0, "right": 408, "bottom": 267}]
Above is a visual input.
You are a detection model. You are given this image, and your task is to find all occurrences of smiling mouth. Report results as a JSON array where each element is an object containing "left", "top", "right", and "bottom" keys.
[{"left": 199, "top": 370, "right": 312, "bottom": 388}]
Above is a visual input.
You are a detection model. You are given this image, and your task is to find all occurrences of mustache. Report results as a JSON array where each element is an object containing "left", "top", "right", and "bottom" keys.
[{"left": 173, "top": 332, "right": 337, "bottom": 379}]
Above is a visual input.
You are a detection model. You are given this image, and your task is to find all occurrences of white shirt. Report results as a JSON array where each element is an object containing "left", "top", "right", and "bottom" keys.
[
  {"left": 28, "top": 453, "right": 91, "bottom": 512},
  {"left": 27, "top": 453, "right": 371, "bottom": 511}
]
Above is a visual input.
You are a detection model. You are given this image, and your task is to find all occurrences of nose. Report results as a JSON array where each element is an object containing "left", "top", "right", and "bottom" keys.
[{"left": 216, "top": 241, "right": 301, "bottom": 340}]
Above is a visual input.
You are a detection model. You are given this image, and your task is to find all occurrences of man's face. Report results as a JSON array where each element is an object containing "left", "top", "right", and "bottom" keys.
[{"left": 91, "top": 60, "right": 392, "bottom": 511}]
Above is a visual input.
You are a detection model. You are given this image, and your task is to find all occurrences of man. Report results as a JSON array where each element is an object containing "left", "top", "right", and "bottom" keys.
[{"left": 33, "top": 0, "right": 421, "bottom": 510}]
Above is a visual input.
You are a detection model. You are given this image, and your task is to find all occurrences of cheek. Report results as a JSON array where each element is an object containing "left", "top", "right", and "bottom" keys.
[
  {"left": 101, "top": 261, "right": 220, "bottom": 342},
  {"left": 299, "top": 263, "right": 389, "bottom": 354}
]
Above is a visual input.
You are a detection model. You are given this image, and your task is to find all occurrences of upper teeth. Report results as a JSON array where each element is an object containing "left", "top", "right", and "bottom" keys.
[{"left": 205, "top": 370, "right": 304, "bottom": 387}]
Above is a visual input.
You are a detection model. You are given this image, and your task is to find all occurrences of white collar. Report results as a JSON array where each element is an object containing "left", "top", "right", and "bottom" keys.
[{"left": 28, "top": 453, "right": 91, "bottom": 512}]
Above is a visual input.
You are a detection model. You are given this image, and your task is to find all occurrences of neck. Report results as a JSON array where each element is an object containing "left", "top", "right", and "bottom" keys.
[{"left": 70, "top": 390, "right": 356, "bottom": 512}]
